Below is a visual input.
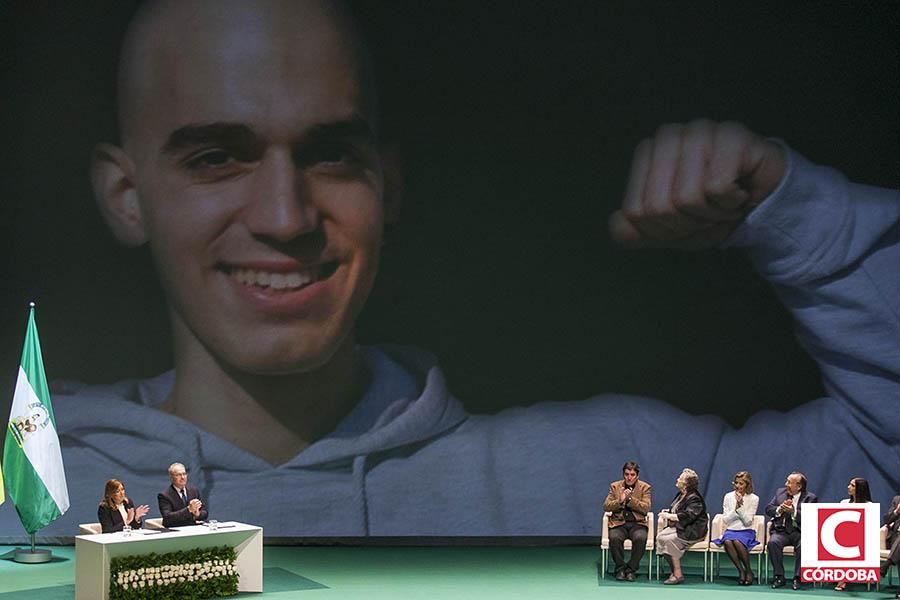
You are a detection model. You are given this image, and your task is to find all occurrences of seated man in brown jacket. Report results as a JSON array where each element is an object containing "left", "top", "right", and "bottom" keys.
[{"left": 603, "top": 461, "right": 652, "bottom": 581}]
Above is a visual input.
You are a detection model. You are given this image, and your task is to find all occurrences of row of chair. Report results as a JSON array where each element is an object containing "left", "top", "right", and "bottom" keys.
[{"left": 600, "top": 511, "right": 897, "bottom": 585}]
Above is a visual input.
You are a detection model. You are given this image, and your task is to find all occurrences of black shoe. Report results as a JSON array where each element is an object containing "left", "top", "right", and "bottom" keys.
[
  {"left": 615, "top": 569, "right": 627, "bottom": 581},
  {"left": 771, "top": 576, "right": 786, "bottom": 588},
  {"left": 625, "top": 570, "right": 636, "bottom": 582},
  {"left": 791, "top": 577, "right": 801, "bottom": 590}
]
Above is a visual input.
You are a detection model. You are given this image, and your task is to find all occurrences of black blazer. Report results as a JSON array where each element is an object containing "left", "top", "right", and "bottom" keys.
[
  {"left": 765, "top": 487, "right": 818, "bottom": 534},
  {"left": 158, "top": 484, "right": 208, "bottom": 527},
  {"left": 669, "top": 489, "right": 708, "bottom": 542},
  {"left": 98, "top": 498, "right": 143, "bottom": 533}
]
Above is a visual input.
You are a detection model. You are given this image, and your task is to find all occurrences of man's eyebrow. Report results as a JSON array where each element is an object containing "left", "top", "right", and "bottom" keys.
[
  {"left": 301, "top": 116, "right": 376, "bottom": 144},
  {"left": 162, "top": 122, "right": 259, "bottom": 155},
  {"left": 161, "top": 117, "right": 376, "bottom": 156}
]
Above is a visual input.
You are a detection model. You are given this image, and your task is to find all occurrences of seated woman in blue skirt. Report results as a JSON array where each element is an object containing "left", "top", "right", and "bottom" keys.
[{"left": 712, "top": 471, "right": 759, "bottom": 585}]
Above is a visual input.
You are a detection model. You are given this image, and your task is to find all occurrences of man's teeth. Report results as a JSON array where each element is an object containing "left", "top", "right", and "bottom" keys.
[{"left": 231, "top": 267, "right": 319, "bottom": 290}]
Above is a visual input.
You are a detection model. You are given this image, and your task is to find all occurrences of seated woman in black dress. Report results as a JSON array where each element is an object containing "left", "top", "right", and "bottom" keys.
[
  {"left": 657, "top": 468, "right": 709, "bottom": 585},
  {"left": 97, "top": 478, "right": 150, "bottom": 533}
]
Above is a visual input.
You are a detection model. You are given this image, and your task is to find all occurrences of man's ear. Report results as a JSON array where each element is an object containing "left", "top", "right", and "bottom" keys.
[
  {"left": 379, "top": 142, "right": 403, "bottom": 225},
  {"left": 91, "top": 143, "right": 148, "bottom": 246}
]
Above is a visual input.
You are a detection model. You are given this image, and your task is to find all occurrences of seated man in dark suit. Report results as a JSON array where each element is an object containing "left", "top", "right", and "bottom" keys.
[
  {"left": 603, "top": 461, "right": 652, "bottom": 581},
  {"left": 883, "top": 494, "right": 900, "bottom": 578},
  {"left": 765, "top": 471, "right": 817, "bottom": 590},
  {"left": 158, "top": 462, "right": 208, "bottom": 527}
]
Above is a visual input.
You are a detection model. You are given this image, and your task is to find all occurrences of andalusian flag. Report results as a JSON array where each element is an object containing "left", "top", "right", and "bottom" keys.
[{"left": 3, "top": 305, "right": 69, "bottom": 533}]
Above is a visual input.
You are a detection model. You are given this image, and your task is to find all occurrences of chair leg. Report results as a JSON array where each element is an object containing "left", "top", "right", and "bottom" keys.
[{"left": 601, "top": 548, "right": 606, "bottom": 579}]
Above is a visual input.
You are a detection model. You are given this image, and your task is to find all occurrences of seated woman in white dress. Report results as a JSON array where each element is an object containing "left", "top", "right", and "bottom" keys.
[{"left": 711, "top": 470, "right": 759, "bottom": 585}]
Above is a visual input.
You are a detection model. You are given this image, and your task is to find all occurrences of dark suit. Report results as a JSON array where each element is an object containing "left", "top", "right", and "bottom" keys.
[
  {"left": 765, "top": 487, "right": 818, "bottom": 578},
  {"left": 158, "top": 484, "right": 208, "bottom": 527},
  {"left": 884, "top": 495, "right": 900, "bottom": 568},
  {"left": 98, "top": 498, "right": 143, "bottom": 533}
]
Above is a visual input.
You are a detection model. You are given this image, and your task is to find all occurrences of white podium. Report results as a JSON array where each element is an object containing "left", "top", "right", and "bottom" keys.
[{"left": 74, "top": 522, "right": 263, "bottom": 599}]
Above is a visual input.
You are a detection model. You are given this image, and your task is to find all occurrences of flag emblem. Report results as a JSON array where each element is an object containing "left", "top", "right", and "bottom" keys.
[{"left": 9, "top": 403, "right": 51, "bottom": 447}]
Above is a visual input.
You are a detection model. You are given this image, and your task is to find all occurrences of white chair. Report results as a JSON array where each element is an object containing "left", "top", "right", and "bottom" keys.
[
  {"left": 656, "top": 512, "right": 711, "bottom": 582},
  {"left": 764, "top": 520, "right": 797, "bottom": 584},
  {"left": 709, "top": 513, "right": 765, "bottom": 584},
  {"left": 600, "top": 511, "right": 655, "bottom": 579},
  {"left": 78, "top": 522, "right": 102, "bottom": 535}
]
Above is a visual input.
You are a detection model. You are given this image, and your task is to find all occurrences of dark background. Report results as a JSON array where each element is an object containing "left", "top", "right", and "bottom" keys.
[{"left": 2, "top": 1, "right": 898, "bottom": 426}]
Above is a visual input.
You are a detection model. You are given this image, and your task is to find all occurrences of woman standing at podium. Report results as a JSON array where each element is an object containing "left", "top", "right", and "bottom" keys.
[{"left": 98, "top": 479, "right": 150, "bottom": 533}]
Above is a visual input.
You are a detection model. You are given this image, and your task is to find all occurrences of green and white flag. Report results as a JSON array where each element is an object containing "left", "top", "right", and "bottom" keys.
[{"left": 3, "top": 305, "right": 69, "bottom": 534}]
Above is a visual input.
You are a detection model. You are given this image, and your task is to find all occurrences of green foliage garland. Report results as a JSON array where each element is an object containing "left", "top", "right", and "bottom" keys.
[{"left": 109, "top": 545, "right": 239, "bottom": 599}]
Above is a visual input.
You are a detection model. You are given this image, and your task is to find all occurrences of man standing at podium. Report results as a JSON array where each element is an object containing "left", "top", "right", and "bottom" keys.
[{"left": 158, "top": 463, "right": 208, "bottom": 527}]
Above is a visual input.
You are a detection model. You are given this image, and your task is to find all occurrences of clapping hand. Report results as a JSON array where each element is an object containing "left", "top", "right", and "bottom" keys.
[
  {"left": 126, "top": 503, "right": 150, "bottom": 524},
  {"left": 134, "top": 504, "right": 150, "bottom": 520},
  {"left": 188, "top": 498, "right": 203, "bottom": 518},
  {"left": 780, "top": 499, "right": 794, "bottom": 515}
]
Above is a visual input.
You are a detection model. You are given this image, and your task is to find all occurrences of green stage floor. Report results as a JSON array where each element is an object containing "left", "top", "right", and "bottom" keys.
[{"left": 1, "top": 545, "right": 897, "bottom": 599}]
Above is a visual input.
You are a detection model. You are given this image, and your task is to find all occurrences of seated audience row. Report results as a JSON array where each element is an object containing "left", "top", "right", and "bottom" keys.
[{"left": 603, "top": 461, "right": 899, "bottom": 591}]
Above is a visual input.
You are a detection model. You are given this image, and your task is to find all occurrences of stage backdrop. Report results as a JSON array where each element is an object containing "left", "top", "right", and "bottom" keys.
[{"left": 1, "top": 1, "right": 897, "bottom": 539}]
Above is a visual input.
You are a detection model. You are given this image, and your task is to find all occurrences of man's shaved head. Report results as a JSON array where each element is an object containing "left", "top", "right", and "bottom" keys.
[{"left": 117, "top": 0, "right": 377, "bottom": 154}]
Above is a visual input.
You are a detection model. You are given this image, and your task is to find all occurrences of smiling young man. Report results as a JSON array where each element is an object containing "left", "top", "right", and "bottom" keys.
[
  {"left": 92, "top": 0, "right": 387, "bottom": 465},
  {"left": 2, "top": 0, "right": 898, "bottom": 539}
]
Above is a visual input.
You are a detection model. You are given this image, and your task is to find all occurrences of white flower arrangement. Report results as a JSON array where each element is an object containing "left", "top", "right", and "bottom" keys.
[{"left": 115, "top": 559, "right": 238, "bottom": 587}]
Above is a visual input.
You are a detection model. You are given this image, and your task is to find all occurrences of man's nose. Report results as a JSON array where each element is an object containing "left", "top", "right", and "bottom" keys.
[{"left": 243, "top": 149, "right": 320, "bottom": 241}]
